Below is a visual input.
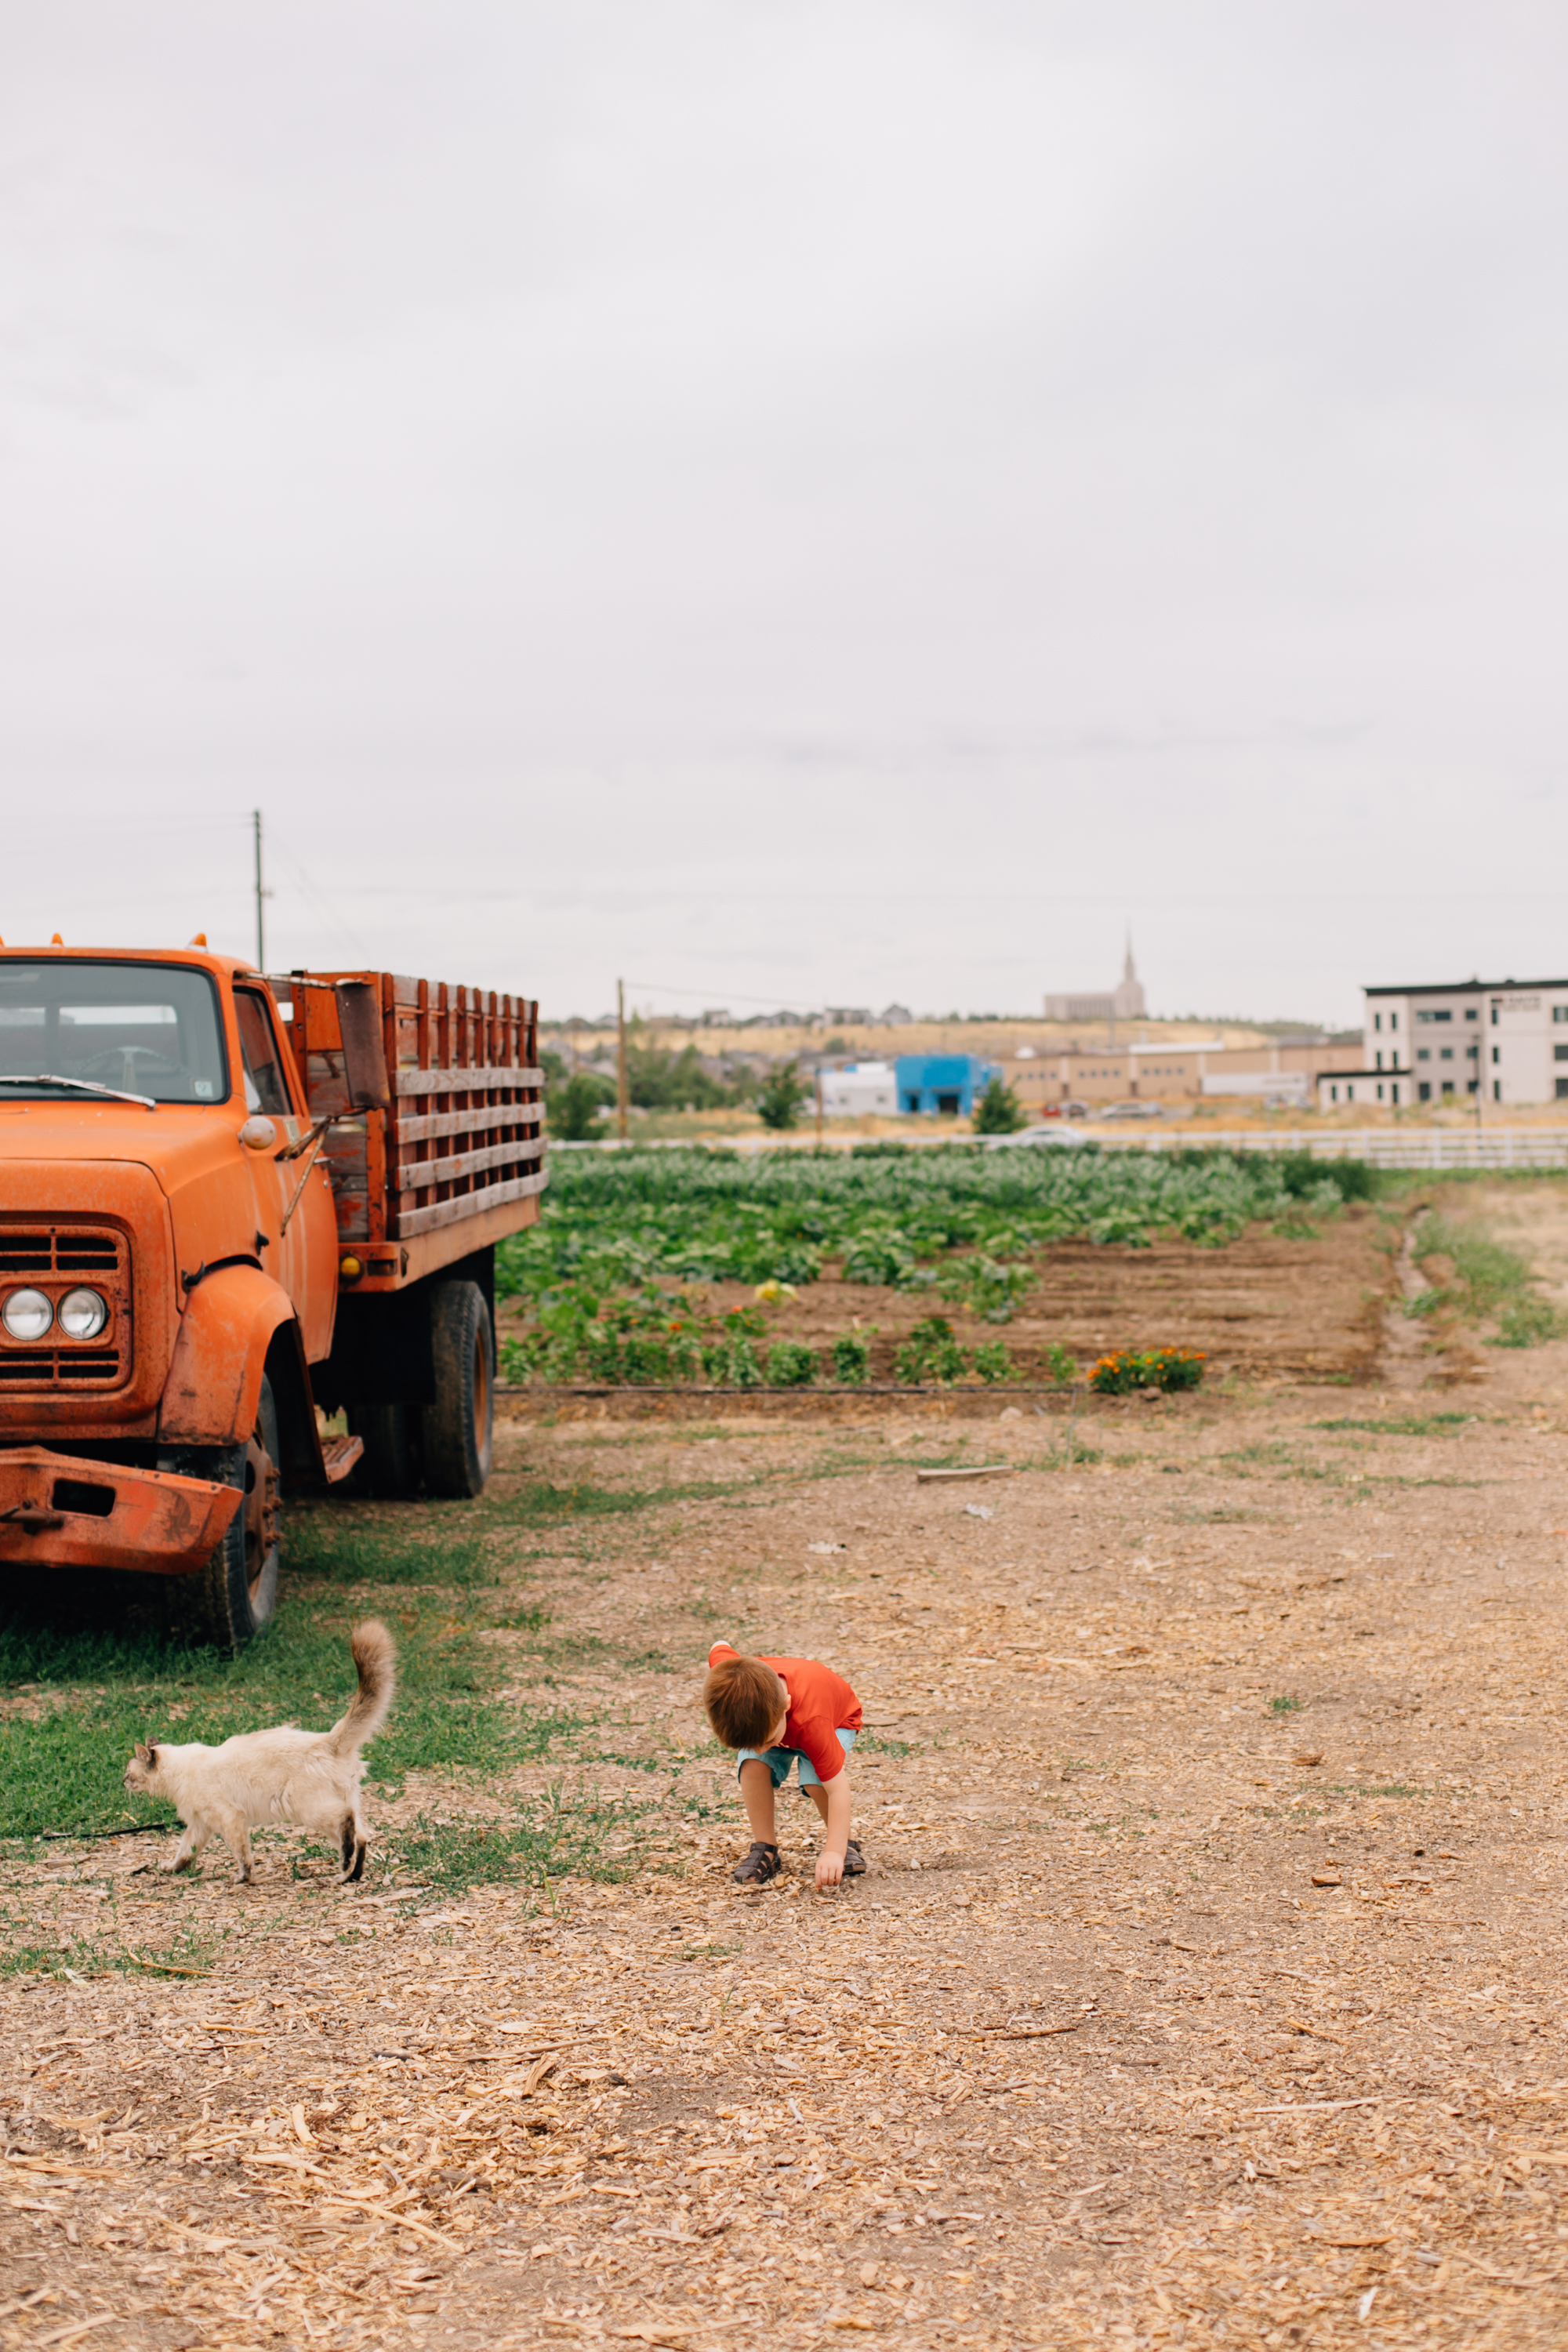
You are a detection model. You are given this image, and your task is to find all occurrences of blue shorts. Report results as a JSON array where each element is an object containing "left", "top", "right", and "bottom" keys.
[{"left": 736, "top": 1728, "right": 856, "bottom": 1789}]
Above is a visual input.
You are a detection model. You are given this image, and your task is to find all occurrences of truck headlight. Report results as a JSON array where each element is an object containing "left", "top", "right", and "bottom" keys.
[
  {"left": 57, "top": 1287, "right": 109, "bottom": 1341},
  {"left": 2, "top": 1288, "right": 53, "bottom": 1341}
]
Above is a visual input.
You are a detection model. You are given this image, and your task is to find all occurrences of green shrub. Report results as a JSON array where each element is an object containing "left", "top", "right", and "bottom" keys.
[
  {"left": 550, "top": 1069, "right": 614, "bottom": 1141},
  {"left": 766, "top": 1340, "right": 818, "bottom": 1387},
  {"left": 896, "top": 1316, "right": 971, "bottom": 1385},
  {"left": 971, "top": 1076, "right": 1028, "bottom": 1134},
  {"left": 1045, "top": 1341, "right": 1078, "bottom": 1387},
  {"left": 757, "top": 1065, "right": 808, "bottom": 1131},
  {"left": 831, "top": 1334, "right": 871, "bottom": 1385},
  {"left": 971, "top": 1340, "right": 1018, "bottom": 1383}
]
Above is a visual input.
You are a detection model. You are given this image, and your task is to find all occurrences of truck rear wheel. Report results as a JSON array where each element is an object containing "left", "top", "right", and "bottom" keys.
[
  {"left": 166, "top": 1377, "right": 283, "bottom": 1650},
  {"left": 422, "top": 1279, "right": 495, "bottom": 1498}
]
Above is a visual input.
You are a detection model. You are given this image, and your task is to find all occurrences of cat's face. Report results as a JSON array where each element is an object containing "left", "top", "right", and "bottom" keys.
[{"left": 123, "top": 1742, "right": 162, "bottom": 1795}]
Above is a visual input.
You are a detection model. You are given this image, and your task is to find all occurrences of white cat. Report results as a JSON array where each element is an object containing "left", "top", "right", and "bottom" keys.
[{"left": 124, "top": 1620, "right": 395, "bottom": 1886}]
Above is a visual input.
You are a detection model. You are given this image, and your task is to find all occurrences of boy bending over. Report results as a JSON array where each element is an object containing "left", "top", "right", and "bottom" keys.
[{"left": 703, "top": 1641, "right": 866, "bottom": 1889}]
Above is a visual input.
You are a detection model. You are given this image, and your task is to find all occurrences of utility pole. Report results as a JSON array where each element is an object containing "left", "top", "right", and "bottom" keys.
[
  {"left": 252, "top": 809, "right": 267, "bottom": 969},
  {"left": 815, "top": 1062, "right": 824, "bottom": 1151},
  {"left": 616, "top": 979, "right": 630, "bottom": 1143}
]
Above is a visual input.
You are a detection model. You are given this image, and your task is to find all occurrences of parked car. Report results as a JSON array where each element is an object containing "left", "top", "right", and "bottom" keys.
[
  {"left": 987, "top": 1123, "right": 1091, "bottom": 1149},
  {"left": 1095, "top": 1100, "right": 1166, "bottom": 1120}
]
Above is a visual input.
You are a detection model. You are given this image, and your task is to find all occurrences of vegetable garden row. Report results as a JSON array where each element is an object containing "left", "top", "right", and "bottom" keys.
[{"left": 495, "top": 1142, "right": 1374, "bottom": 1388}]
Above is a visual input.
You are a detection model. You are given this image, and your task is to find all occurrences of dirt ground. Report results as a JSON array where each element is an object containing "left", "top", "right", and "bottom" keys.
[{"left": 5, "top": 1189, "right": 1568, "bottom": 2350}]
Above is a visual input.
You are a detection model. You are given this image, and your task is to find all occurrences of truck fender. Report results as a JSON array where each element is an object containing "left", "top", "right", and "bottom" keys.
[{"left": 158, "top": 1265, "right": 300, "bottom": 1446}]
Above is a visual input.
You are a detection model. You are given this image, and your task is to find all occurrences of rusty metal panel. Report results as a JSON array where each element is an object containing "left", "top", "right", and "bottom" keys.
[{"left": 0, "top": 1446, "right": 242, "bottom": 1576}]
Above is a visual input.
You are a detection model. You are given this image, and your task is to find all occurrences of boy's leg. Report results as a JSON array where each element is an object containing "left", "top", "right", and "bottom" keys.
[{"left": 739, "top": 1758, "right": 779, "bottom": 1846}]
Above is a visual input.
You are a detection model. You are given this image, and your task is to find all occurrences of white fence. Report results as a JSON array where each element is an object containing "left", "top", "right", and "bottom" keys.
[
  {"left": 554, "top": 1127, "right": 1568, "bottom": 1170},
  {"left": 1087, "top": 1127, "right": 1568, "bottom": 1170}
]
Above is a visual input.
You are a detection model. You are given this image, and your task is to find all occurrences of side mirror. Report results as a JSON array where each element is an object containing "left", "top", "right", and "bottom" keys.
[{"left": 336, "top": 981, "right": 392, "bottom": 1112}]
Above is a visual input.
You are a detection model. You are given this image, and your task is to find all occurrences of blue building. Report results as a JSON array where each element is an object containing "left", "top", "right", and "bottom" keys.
[{"left": 895, "top": 1053, "right": 1000, "bottom": 1116}]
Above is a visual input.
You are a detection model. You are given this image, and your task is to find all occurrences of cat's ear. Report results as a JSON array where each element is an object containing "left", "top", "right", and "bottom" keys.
[{"left": 134, "top": 1743, "right": 154, "bottom": 1766}]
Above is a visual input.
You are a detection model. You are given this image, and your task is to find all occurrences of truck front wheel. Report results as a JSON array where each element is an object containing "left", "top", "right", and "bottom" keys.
[
  {"left": 422, "top": 1279, "right": 495, "bottom": 1498},
  {"left": 165, "top": 1377, "right": 283, "bottom": 1649}
]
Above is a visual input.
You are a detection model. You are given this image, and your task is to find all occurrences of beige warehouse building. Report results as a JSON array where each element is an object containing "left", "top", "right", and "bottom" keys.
[{"left": 1009, "top": 1036, "right": 1363, "bottom": 1112}]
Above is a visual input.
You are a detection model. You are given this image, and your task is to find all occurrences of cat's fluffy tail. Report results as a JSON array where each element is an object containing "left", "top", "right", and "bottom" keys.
[{"left": 328, "top": 1620, "right": 397, "bottom": 1757}]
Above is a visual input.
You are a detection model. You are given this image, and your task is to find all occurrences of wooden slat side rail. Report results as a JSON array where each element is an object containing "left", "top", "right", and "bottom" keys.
[
  {"left": 395, "top": 1167, "right": 549, "bottom": 1238},
  {"left": 395, "top": 1102, "right": 541, "bottom": 1145},
  {"left": 394, "top": 1065, "right": 542, "bottom": 1098},
  {"left": 286, "top": 970, "right": 545, "bottom": 1264},
  {"left": 392, "top": 1137, "right": 546, "bottom": 1191}
]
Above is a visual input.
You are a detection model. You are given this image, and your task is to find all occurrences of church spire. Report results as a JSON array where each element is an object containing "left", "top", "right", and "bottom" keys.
[{"left": 1123, "top": 927, "right": 1137, "bottom": 985}]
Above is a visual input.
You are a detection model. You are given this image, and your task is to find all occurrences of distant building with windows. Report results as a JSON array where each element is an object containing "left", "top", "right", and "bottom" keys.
[
  {"left": 895, "top": 1054, "right": 1000, "bottom": 1116},
  {"left": 1044, "top": 940, "right": 1147, "bottom": 1025},
  {"left": 1350, "top": 978, "right": 1568, "bottom": 1107},
  {"left": 1008, "top": 1036, "right": 1359, "bottom": 1112},
  {"left": 818, "top": 1061, "right": 898, "bottom": 1116}
]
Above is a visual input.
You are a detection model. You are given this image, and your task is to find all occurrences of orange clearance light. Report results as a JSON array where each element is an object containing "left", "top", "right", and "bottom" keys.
[
  {"left": 50, "top": 932, "right": 63, "bottom": 946},
  {"left": 339, "top": 1255, "right": 364, "bottom": 1282},
  {"left": 189, "top": 931, "right": 209, "bottom": 947}
]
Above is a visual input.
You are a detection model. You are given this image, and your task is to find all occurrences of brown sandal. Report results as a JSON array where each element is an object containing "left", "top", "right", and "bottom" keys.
[
  {"left": 843, "top": 1839, "right": 867, "bottom": 1876},
  {"left": 732, "top": 1842, "right": 781, "bottom": 1886}
]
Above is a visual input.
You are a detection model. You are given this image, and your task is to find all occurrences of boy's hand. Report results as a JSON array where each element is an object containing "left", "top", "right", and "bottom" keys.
[{"left": 815, "top": 1848, "right": 846, "bottom": 1891}]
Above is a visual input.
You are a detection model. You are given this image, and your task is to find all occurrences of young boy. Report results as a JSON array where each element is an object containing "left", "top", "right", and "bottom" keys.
[{"left": 703, "top": 1640, "right": 866, "bottom": 1889}]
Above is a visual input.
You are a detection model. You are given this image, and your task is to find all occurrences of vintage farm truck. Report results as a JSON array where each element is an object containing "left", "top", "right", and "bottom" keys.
[{"left": 0, "top": 946, "right": 544, "bottom": 1643}]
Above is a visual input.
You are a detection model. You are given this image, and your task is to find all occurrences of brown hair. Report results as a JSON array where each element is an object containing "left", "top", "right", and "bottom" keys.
[{"left": 704, "top": 1653, "right": 786, "bottom": 1751}]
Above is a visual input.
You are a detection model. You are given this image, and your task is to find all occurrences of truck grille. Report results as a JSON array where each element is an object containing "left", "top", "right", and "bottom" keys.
[{"left": 0, "top": 1225, "right": 132, "bottom": 1389}]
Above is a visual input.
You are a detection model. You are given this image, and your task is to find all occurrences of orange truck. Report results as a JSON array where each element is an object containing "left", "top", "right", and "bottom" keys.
[{"left": 0, "top": 946, "right": 545, "bottom": 1644}]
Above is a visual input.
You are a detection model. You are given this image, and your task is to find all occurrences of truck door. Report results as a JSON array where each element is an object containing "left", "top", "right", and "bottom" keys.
[{"left": 234, "top": 985, "right": 337, "bottom": 1363}]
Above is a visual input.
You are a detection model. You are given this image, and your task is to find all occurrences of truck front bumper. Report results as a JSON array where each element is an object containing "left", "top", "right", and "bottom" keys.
[{"left": 0, "top": 1447, "right": 242, "bottom": 1577}]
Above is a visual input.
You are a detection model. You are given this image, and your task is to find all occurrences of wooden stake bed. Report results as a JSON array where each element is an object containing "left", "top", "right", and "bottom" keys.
[{"left": 280, "top": 971, "right": 546, "bottom": 1288}]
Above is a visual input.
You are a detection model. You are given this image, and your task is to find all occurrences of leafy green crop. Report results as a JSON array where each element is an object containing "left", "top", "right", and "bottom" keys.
[{"left": 496, "top": 1143, "right": 1368, "bottom": 1384}]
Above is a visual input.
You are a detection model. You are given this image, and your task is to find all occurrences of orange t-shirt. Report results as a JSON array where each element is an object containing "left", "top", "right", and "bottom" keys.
[{"left": 709, "top": 1644, "right": 862, "bottom": 1784}]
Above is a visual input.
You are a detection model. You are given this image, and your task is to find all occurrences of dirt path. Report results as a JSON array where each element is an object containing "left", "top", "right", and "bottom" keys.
[{"left": 5, "top": 1209, "right": 1568, "bottom": 2350}]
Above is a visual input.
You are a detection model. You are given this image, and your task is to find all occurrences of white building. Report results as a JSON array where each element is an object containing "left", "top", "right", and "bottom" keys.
[
  {"left": 818, "top": 1060, "right": 899, "bottom": 1116},
  {"left": 1045, "top": 939, "right": 1147, "bottom": 1025},
  {"left": 1362, "top": 978, "right": 1568, "bottom": 1106}
]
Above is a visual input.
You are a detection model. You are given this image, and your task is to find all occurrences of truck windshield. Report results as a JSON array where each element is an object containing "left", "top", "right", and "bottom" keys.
[{"left": 0, "top": 961, "right": 229, "bottom": 1105}]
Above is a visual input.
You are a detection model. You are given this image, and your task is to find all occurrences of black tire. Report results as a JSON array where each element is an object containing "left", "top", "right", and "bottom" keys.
[
  {"left": 348, "top": 1401, "right": 423, "bottom": 1500},
  {"left": 422, "top": 1279, "right": 495, "bottom": 1498},
  {"left": 165, "top": 1376, "right": 282, "bottom": 1650}
]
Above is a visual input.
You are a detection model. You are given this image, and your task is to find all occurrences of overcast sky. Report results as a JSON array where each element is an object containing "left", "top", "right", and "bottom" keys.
[{"left": 3, "top": 4, "right": 1566, "bottom": 1026}]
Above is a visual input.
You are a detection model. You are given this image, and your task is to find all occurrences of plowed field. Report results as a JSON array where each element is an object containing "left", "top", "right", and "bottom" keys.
[{"left": 677, "top": 1208, "right": 1394, "bottom": 1384}]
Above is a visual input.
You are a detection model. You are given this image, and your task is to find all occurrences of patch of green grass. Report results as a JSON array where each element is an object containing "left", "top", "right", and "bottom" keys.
[
  {"left": 1326, "top": 1781, "right": 1429, "bottom": 1800},
  {"left": 492, "top": 1605, "right": 553, "bottom": 1634},
  {"left": 1414, "top": 1214, "right": 1564, "bottom": 1347},
  {"left": 0, "top": 1588, "right": 574, "bottom": 1841},
  {"left": 481, "top": 1475, "right": 746, "bottom": 1530},
  {"left": 287, "top": 1514, "right": 495, "bottom": 1586},
  {"left": 855, "top": 1732, "right": 915, "bottom": 1757},
  {"left": 1312, "top": 1414, "right": 1475, "bottom": 1437},
  {"left": 382, "top": 1788, "right": 654, "bottom": 1893},
  {"left": 1269, "top": 1694, "right": 1304, "bottom": 1715},
  {"left": 0, "top": 1916, "right": 219, "bottom": 1981}
]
